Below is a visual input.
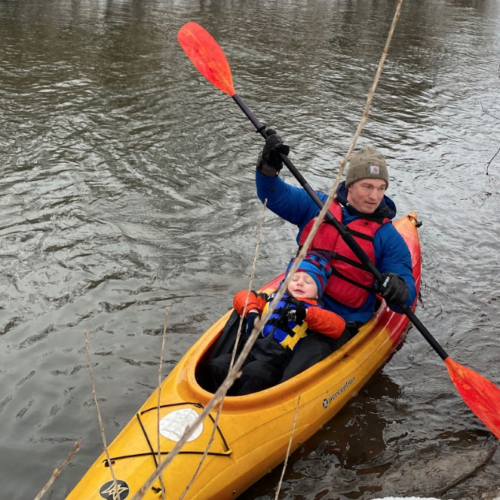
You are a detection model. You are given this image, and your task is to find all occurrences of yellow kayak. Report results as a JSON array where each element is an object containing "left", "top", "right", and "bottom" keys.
[{"left": 66, "top": 212, "right": 421, "bottom": 500}]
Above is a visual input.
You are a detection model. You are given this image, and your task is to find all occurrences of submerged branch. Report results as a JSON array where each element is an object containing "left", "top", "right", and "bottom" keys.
[{"left": 433, "top": 439, "right": 499, "bottom": 497}]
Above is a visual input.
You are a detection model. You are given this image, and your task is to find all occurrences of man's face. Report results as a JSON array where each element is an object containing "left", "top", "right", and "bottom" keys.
[{"left": 347, "top": 179, "right": 387, "bottom": 214}]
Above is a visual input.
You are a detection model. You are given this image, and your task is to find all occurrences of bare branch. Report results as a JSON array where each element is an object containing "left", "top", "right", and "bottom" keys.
[
  {"left": 84, "top": 330, "right": 120, "bottom": 500},
  {"left": 275, "top": 395, "right": 301, "bottom": 500},
  {"left": 33, "top": 441, "right": 81, "bottom": 500},
  {"left": 336, "top": 0, "right": 404, "bottom": 187},
  {"left": 179, "top": 201, "right": 268, "bottom": 500},
  {"left": 130, "top": 207, "right": 276, "bottom": 499},
  {"left": 486, "top": 146, "right": 500, "bottom": 175},
  {"left": 480, "top": 100, "right": 500, "bottom": 122},
  {"left": 130, "top": 364, "right": 235, "bottom": 499},
  {"left": 230, "top": 199, "right": 268, "bottom": 369},
  {"left": 157, "top": 308, "right": 170, "bottom": 499}
]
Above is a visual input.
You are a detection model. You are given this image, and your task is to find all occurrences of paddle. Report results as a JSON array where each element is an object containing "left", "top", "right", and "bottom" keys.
[{"left": 177, "top": 22, "right": 500, "bottom": 439}]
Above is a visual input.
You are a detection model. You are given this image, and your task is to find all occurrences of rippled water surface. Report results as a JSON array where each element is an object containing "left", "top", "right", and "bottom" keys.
[{"left": 1, "top": 1, "right": 500, "bottom": 499}]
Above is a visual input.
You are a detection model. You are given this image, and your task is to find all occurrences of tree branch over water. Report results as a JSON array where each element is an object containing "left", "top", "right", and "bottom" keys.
[
  {"left": 480, "top": 100, "right": 500, "bottom": 122},
  {"left": 33, "top": 441, "right": 81, "bottom": 500},
  {"left": 486, "top": 146, "right": 500, "bottom": 176},
  {"left": 178, "top": 201, "right": 268, "bottom": 500},
  {"left": 84, "top": 330, "right": 120, "bottom": 500}
]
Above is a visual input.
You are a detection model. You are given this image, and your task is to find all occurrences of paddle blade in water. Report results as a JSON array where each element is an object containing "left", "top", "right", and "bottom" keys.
[
  {"left": 445, "top": 357, "right": 500, "bottom": 438},
  {"left": 178, "top": 22, "right": 235, "bottom": 96}
]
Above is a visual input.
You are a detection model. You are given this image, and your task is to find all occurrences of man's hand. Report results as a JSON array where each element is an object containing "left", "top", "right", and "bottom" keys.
[
  {"left": 256, "top": 129, "right": 290, "bottom": 177},
  {"left": 377, "top": 273, "right": 409, "bottom": 304}
]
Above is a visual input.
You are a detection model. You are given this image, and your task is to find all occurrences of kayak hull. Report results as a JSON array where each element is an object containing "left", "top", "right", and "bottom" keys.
[{"left": 66, "top": 213, "right": 421, "bottom": 500}]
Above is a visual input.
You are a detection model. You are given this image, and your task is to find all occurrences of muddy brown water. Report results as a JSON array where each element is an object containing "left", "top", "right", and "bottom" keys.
[{"left": 1, "top": 1, "right": 499, "bottom": 499}]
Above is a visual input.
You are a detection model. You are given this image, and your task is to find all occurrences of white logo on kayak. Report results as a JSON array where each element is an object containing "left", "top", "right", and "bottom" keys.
[
  {"left": 99, "top": 479, "right": 130, "bottom": 500},
  {"left": 159, "top": 408, "right": 203, "bottom": 442},
  {"left": 323, "top": 377, "right": 355, "bottom": 409}
]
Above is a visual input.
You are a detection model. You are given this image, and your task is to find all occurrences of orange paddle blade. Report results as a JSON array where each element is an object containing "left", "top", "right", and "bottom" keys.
[
  {"left": 178, "top": 22, "right": 236, "bottom": 96},
  {"left": 446, "top": 357, "right": 500, "bottom": 439}
]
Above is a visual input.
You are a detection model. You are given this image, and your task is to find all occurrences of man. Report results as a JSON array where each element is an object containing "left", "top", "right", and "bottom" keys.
[{"left": 255, "top": 130, "right": 417, "bottom": 380}]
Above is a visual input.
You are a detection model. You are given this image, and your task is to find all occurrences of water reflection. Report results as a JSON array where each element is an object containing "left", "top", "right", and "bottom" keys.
[{"left": 238, "top": 370, "right": 403, "bottom": 500}]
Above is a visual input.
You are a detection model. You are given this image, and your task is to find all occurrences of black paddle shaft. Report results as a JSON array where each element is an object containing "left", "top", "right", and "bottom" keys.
[{"left": 232, "top": 93, "right": 449, "bottom": 361}]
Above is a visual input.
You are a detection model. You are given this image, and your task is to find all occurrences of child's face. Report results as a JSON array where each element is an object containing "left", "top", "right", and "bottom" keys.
[{"left": 288, "top": 271, "right": 318, "bottom": 300}]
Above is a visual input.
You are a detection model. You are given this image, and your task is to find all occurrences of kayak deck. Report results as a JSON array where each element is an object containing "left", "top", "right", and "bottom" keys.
[{"left": 66, "top": 213, "right": 421, "bottom": 500}]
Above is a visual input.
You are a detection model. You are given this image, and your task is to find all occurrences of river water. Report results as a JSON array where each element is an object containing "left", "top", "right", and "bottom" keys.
[{"left": 1, "top": 1, "right": 499, "bottom": 499}]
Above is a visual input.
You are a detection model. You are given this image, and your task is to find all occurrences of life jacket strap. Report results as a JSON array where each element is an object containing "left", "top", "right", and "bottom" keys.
[
  {"left": 279, "top": 322, "right": 308, "bottom": 351},
  {"left": 316, "top": 249, "right": 368, "bottom": 271},
  {"left": 328, "top": 266, "right": 375, "bottom": 293},
  {"left": 323, "top": 221, "right": 375, "bottom": 242}
]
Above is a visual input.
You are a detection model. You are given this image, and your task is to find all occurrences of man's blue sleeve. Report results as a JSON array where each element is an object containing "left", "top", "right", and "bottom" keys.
[
  {"left": 375, "top": 224, "right": 417, "bottom": 310},
  {"left": 256, "top": 171, "right": 328, "bottom": 236}
]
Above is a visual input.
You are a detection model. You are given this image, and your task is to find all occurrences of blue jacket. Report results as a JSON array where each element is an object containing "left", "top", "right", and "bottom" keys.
[{"left": 256, "top": 171, "right": 417, "bottom": 324}]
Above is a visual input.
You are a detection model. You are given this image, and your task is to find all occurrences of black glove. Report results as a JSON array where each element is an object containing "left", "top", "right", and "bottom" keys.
[
  {"left": 377, "top": 273, "right": 409, "bottom": 304},
  {"left": 245, "top": 312, "right": 260, "bottom": 338},
  {"left": 286, "top": 303, "right": 307, "bottom": 324},
  {"left": 256, "top": 129, "right": 290, "bottom": 177}
]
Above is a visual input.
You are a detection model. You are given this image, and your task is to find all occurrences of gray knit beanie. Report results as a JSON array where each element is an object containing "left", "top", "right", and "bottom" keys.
[{"left": 346, "top": 147, "right": 389, "bottom": 188}]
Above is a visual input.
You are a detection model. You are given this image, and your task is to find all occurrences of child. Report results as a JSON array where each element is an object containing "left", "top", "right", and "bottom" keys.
[{"left": 198, "top": 251, "right": 346, "bottom": 396}]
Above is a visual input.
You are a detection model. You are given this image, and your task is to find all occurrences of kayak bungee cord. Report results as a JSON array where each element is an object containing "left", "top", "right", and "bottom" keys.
[{"left": 177, "top": 21, "right": 500, "bottom": 440}]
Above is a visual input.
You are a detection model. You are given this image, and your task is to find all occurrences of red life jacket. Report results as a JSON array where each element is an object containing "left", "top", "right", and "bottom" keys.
[{"left": 298, "top": 201, "right": 390, "bottom": 308}]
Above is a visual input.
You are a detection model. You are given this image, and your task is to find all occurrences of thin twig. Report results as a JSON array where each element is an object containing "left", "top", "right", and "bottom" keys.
[
  {"left": 179, "top": 201, "right": 268, "bottom": 500},
  {"left": 485, "top": 182, "right": 500, "bottom": 196},
  {"left": 469, "top": 181, "right": 500, "bottom": 207},
  {"left": 486, "top": 146, "right": 500, "bottom": 175},
  {"left": 270, "top": 3, "right": 404, "bottom": 496},
  {"left": 480, "top": 100, "right": 500, "bottom": 122},
  {"left": 230, "top": 199, "right": 268, "bottom": 369},
  {"left": 433, "top": 439, "right": 499, "bottom": 497},
  {"left": 157, "top": 308, "right": 170, "bottom": 499},
  {"left": 84, "top": 330, "right": 119, "bottom": 500},
  {"left": 335, "top": 0, "right": 404, "bottom": 184},
  {"left": 33, "top": 441, "right": 81, "bottom": 500},
  {"left": 272, "top": 1, "right": 406, "bottom": 318},
  {"left": 275, "top": 394, "right": 301, "bottom": 500}
]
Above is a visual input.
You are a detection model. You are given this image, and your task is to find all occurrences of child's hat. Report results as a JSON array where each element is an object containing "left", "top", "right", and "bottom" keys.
[{"left": 286, "top": 251, "right": 332, "bottom": 297}]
